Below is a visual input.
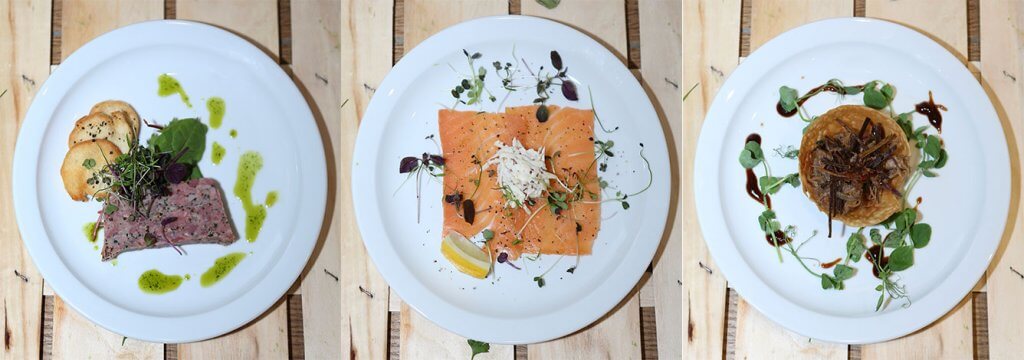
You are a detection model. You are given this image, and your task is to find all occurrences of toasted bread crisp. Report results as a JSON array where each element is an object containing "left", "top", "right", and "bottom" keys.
[
  {"left": 90, "top": 100, "right": 141, "bottom": 136},
  {"left": 61, "top": 140, "right": 121, "bottom": 201},
  {"left": 67, "top": 113, "right": 115, "bottom": 147},
  {"left": 799, "top": 105, "right": 912, "bottom": 227}
]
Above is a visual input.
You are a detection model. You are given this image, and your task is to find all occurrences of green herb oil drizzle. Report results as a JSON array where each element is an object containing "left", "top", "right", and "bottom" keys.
[
  {"left": 211, "top": 142, "right": 226, "bottom": 165},
  {"left": 234, "top": 151, "right": 273, "bottom": 241},
  {"left": 157, "top": 74, "right": 192, "bottom": 108},
  {"left": 138, "top": 270, "right": 183, "bottom": 294},
  {"left": 229, "top": 129, "right": 238, "bottom": 138},
  {"left": 83, "top": 222, "right": 98, "bottom": 243},
  {"left": 207, "top": 97, "right": 226, "bottom": 129},
  {"left": 200, "top": 252, "right": 246, "bottom": 287},
  {"left": 265, "top": 191, "right": 278, "bottom": 207}
]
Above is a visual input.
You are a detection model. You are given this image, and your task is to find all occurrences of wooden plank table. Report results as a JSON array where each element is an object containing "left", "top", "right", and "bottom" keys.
[
  {"left": 683, "top": 1, "right": 1022, "bottom": 359},
  {"left": 1, "top": 0, "right": 679, "bottom": 359}
]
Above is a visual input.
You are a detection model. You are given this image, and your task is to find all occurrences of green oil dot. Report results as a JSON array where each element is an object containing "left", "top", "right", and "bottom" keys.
[
  {"left": 138, "top": 270, "right": 183, "bottom": 294},
  {"left": 211, "top": 142, "right": 226, "bottom": 165},
  {"left": 157, "top": 74, "right": 192, "bottom": 108},
  {"left": 265, "top": 191, "right": 278, "bottom": 207},
  {"left": 83, "top": 222, "right": 98, "bottom": 243},
  {"left": 207, "top": 97, "right": 226, "bottom": 129},
  {"left": 230, "top": 129, "right": 238, "bottom": 138},
  {"left": 200, "top": 252, "right": 246, "bottom": 287},
  {"left": 235, "top": 151, "right": 268, "bottom": 242}
]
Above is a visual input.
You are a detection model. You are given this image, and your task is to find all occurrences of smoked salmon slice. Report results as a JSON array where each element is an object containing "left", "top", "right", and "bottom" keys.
[{"left": 437, "top": 105, "right": 600, "bottom": 260}]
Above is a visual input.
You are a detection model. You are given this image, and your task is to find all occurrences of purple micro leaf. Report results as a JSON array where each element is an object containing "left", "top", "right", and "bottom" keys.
[
  {"left": 428, "top": 154, "right": 445, "bottom": 166},
  {"left": 164, "top": 163, "right": 189, "bottom": 184},
  {"left": 561, "top": 80, "right": 579, "bottom": 101},
  {"left": 550, "top": 51, "right": 563, "bottom": 70},
  {"left": 399, "top": 156, "right": 420, "bottom": 173}
]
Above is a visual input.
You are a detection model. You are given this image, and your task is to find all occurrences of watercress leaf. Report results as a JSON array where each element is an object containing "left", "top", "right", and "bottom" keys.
[
  {"left": 910, "top": 223, "right": 932, "bottom": 248},
  {"left": 739, "top": 150, "right": 759, "bottom": 169},
  {"left": 621, "top": 201, "right": 630, "bottom": 210},
  {"left": 783, "top": 173, "right": 801, "bottom": 187},
  {"left": 921, "top": 168, "right": 938, "bottom": 177},
  {"left": 896, "top": 209, "right": 916, "bottom": 232},
  {"left": 924, "top": 135, "right": 941, "bottom": 158},
  {"left": 883, "top": 230, "right": 904, "bottom": 248},
  {"left": 846, "top": 233, "right": 866, "bottom": 262},
  {"left": 833, "top": 264, "right": 855, "bottom": 281},
  {"left": 870, "top": 228, "right": 882, "bottom": 245},
  {"left": 863, "top": 85, "right": 888, "bottom": 109},
  {"left": 759, "top": 176, "right": 782, "bottom": 194},
  {"left": 888, "top": 246, "right": 914, "bottom": 271},
  {"left": 821, "top": 274, "right": 835, "bottom": 289},
  {"left": 913, "top": 125, "right": 929, "bottom": 136},
  {"left": 881, "top": 83, "right": 895, "bottom": 100},
  {"left": 467, "top": 340, "right": 490, "bottom": 359},
  {"left": 934, "top": 149, "right": 949, "bottom": 169},
  {"left": 779, "top": 86, "right": 799, "bottom": 112},
  {"left": 896, "top": 112, "right": 915, "bottom": 139},
  {"left": 918, "top": 160, "right": 936, "bottom": 169},
  {"left": 149, "top": 118, "right": 208, "bottom": 166}
]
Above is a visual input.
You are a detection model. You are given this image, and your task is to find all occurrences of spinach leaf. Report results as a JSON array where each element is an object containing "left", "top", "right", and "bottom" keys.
[{"left": 149, "top": 118, "right": 208, "bottom": 178}]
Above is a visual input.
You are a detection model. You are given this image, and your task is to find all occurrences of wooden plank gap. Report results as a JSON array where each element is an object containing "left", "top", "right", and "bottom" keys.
[
  {"left": 388, "top": 311, "right": 400, "bottom": 360},
  {"left": 849, "top": 344, "right": 862, "bottom": 360},
  {"left": 973, "top": 291, "right": 989, "bottom": 360},
  {"left": 854, "top": 0, "right": 865, "bottom": 17},
  {"left": 725, "top": 288, "right": 738, "bottom": 360},
  {"left": 41, "top": 295, "right": 53, "bottom": 360},
  {"left": 51, "top": 0, "right": 62, "bottom": 65},
  {"left": 393, "top": 0, "right": 405, "bottom": 64},
  {"left": 640, "top": 306, "right": 658, "bottom": 360},
  {"left": 514, "top": 344, "right": 527, "bottom": 360},
  {"left": 278, "top": 0, "right": 291, "bottom": 64},
  {"left": 967, "top": 0, "right": 979, "bottom": 62},
  {"left": 739, "top": 0, "right": 751, "bottom": 58},
  {"left": 626, "top": 0, "right": 640, "bottom": 69},
  {"left": 288, "top": 294, "right": 304, "bottom": 360},
  {"left": 165, "top": 0, "right": 176, "bottom": 19},
  {"left": 509, "top": 0, "right": 521, "bottom": 15},
  {"left": 165, "top": 344, "right": 177, "bottom": 360}
]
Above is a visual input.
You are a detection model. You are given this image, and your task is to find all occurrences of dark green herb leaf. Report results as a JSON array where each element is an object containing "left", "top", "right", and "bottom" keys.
[
  {"left": 921, "top": 168, "right": 938, "bottom": 177},
  {"left": 881, "top": 83, "right": 895, "bottom": 101},
  {"left": 833, "top": 264, "right": 855, "bottom": 281},
  {"left": 924, "top": 135, "right": 941, "bottom": 158},
  {"left": 863, "top": 85, "right": 888, "bottom": 109},
  {"left": 103, "top": 203, "right": 118, "bottom": 215},
  {"left": 910, "top": 223, "right": 931, "bottom": 248},
  {"left": 536, "top": 0, "right": 561, "bottom": 9},
  {"left": 870, "top": 228, "right": 882, "bottom": 245},
  {"left": 621, "top": 201, "right": 630, "bottom": 210},
  {"left": 758, "top": 173, "right": 800, "bottom": 194},
  {"left": 536, "top": 104, "right": 550, "bottom": 122},
  {"left": 533, "top": 276, "right": 546, "bottom": 288},
  {"left": 888, "top": 246, "right": 914, "bottom": 271},
  {"left": 876, "top": 293, "right": 885, "bottom": 311},
  {"left": 779, "top": 86, "right": 799, "bottom": 112},
  {"left": 843, "top": 86, "right": 863, "bottom": 95},
  {"left": 82, "top": 158, "right": 96, "bottom": 169},
  {"left": 896, "top": 112, "right": 915, "bottom": 139},
  {"left": 467, "top": 339, "right": 490, "bottom": 359},
  {"left": 934, "top": 149, "right": 949, "bottom": 168},
  {"left": 739, "top": 140, "right": 764, "bottom": 169},
  {"left": 482, "top": 229, "right": 494, "bottom": 241},
  {"left": 821, "top": 274, "right": 835, "bottom": 289},
  {"left": 895, "top": 209, "right": 916, "bottom": 232},
  {"left": 883, "top": 230, "right": 904, "bottom": 248},
  {"left": 846, "top": 233, "right": 866, "bottom": 262},
  {"left": 149, "top": 118, "right": 207, "bottom": 178}
]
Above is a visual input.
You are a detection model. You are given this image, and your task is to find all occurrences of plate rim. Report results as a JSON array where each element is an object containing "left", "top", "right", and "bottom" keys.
[
  {"left": 351, "top": 15, "right": 671, "bottom": 344},
  {"left": 694, "top": 17, "right": 1011, "bottom": 344},
  {"left": 11, "top": 19, "right": 328, "bottom": 343}
]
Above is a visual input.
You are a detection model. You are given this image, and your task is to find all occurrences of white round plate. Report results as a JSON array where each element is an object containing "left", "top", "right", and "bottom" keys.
[
  {"left": 695, "top": 18, "right": 1010, "bottom": 344},
  {"left": 352, "top": 16, "right": 670, "bottom": 344},
  {"left": 12, "top": 21, "right": 326, "bottom": 342}
]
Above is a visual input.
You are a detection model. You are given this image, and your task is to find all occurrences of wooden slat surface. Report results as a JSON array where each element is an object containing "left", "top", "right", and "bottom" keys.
[
  {"left": 172, "top": 0, "right": 288, "bottom": 357},
  {"left": 49, "top": 1, "right": 165, "bottom": 357},
  {"left": 519, "top": 1, "right": 642, "bottom": 358},
  {"left": 637, "top": 1, "right": 683, "bottom": 356},
  {"left": 335, "top": 0, "right": 394, "bottom": 359},
  {"left": 980, "top": 0, "right": 1024, "bottom": 358},
  {"left": 396, "top": 2, "right": 510, "bottom": 357},
  {"left": 1, "top": 1, "right": 49, "bottom": 359},
  {"left": 735, "top": 1, "right": 851, "bottom": 357},
  {"left": 50, "top": 297, "right": 161, "bottom": 359},
  {"left": 859, "top": 1, "right": 974, "bottom": 356},
  {"left": 681, "top": 0, "right": 740, "bottom": 359},
  {"left": 289, "top": 0, "right": 343, "bottom": 358}
]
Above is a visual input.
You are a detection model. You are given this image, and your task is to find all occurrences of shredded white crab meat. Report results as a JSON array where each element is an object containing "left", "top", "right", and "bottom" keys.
[{"left": 485, "top": 138, "right": 556, "bottom": 208}]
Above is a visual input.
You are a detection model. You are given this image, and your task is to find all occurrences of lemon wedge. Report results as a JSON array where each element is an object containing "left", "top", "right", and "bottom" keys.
[{"left": 441, "top": 232, "right": 491, "bottom": 279}]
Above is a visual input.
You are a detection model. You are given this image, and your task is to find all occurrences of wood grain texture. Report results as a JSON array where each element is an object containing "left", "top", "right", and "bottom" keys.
[
  {"left": 177, "top": 303, "right": 289, "bottom": 359},
  {"left": 518, "top": 2, "right": 643, "bottom": 357},
  {"left": 521, "top": 0, "right": 628, "bottom": 61},
  {"left": 749, "top": 0, "right": 852, "bottom": 53},
  {"left": 528, "top": 295, "right": 643, "bottom": 360},
  {"left": 176, "top": 0, "right": 280, "bottom": 60},
  {"left": 980, "top": 0, "right": 1024, "bottom": 358},
  {"left": 638, "top": 1, "right": 682, "bottom": 359},
  {"left": 0, "top": 1, "right": 49, "bottom": 359},
  {"left": 681, "top": 0, "right": 741, "bottom": 358},
  {"left": 289, "top": 0, "right": 343, "bottom": 358},
  {"left": 50, "top": 297, "right": 162, "bottom": 359},
  {"left": 397, "top": 0, "right": 508, "bottom": 356},
  {"left": 399, "top": 303, "right": 513, "bottom": 359},
  {"left": 59, "top": 0, "right": 163, "bottom": 61},
  {"left": 860, "top": 297, "right": 974, "bottom": 359},
  {"left": 172, "top": 0, "right": 288, "bottom": 357},
  {"left": 864, "top": 0, "right": 968, "bottom": 63},
  {"left": 336, "top": 1, "right": 394, "bottom": 359},
  {"left": 735, "top": 299, "right": 846, "bottom": 359},
  {"left": 48, "top": 1, "right": 164, "bottom": 356},
  {"left": 736, "top": 1, "right": 852, "bottom": 357},
  {"left": 860, "top": 0, "right": 975, "bottom": 356}
]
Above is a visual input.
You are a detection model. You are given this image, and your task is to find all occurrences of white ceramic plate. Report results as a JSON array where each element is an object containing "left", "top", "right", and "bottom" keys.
[
  {"left": 12, "top": 21, "right": 326, "bottom": 342},
  {"left": 695, "top": 18, "right": 1010, "bottom": 344},
  {"left": 352, "top": 16, "right": 670, "bottom": 344}
]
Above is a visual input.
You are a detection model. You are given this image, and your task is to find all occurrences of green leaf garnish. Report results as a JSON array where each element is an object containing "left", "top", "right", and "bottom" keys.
[
  {"left": 888, "top": 246, "right": 914, "bottom": 272},
  {"left": 467, "top": 339, "right": 490, "bottom": 359}
]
